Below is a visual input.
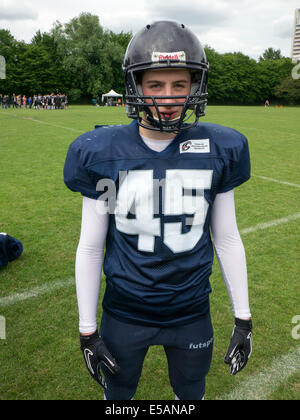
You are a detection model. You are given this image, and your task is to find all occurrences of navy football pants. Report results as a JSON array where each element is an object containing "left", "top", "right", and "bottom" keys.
[{"left": 100, "top": 310, "right": 214, "bottom": 400}]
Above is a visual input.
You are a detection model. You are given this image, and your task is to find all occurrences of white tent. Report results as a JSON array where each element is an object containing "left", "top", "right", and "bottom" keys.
[{"left": 101, "top": 89, "right": 123, "bottom": 105}]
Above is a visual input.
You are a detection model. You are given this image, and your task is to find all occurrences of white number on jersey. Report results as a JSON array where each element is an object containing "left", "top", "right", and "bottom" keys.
[{"left": 115, "top": 169, "right": 213, "bottom": 253}]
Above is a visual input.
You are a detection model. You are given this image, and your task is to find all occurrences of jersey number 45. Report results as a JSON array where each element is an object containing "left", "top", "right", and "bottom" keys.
[{"left": 115, "top": 169, "right": 213, "bottom": 254}]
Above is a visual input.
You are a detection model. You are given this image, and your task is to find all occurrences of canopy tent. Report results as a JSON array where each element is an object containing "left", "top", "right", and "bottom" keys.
[{"left": 101, "top": 89, "right": 123, "bottom": 105}]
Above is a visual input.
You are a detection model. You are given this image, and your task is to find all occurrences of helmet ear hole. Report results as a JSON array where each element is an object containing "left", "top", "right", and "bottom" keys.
[
  {"left": 137, "top": 84, "right": 143, "bottom": 96},
  {"left": 135, "top": 71, "right": 144, "bottom": 96},
  {"left": 190, "top": 82, "right": 199, "bottom": 96}
]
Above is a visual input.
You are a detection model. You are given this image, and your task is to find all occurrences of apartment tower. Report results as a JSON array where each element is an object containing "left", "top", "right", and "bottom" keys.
[{"left": 291, "top": 9, "right": 300, "bottom": 62}]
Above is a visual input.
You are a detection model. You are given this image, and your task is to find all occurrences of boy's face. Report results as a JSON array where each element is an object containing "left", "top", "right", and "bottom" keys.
[{"left": 141, "top": 68, "right": 191, "bottom": 124}]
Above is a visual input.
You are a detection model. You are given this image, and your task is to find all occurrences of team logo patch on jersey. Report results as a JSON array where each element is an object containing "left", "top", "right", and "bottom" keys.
[{"left": 180, "top": 139, "right": 210, "bottom": 154}]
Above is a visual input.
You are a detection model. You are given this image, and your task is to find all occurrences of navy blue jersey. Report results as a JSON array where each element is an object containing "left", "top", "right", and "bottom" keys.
[{"left": 64, "top": 120, "right": 250, "bottom": 327}]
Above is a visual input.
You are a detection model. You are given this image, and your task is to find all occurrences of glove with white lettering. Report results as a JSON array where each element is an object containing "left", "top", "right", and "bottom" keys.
[
  {"left": 224, "top": 318, "right": 252, "bottom": 375},
  {"left": 80, "top": 331, "right": 120, "bottom": 389}
]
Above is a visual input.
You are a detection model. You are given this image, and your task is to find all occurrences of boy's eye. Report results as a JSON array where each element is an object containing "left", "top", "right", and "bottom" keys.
[{"left": 149, "top": 83, "right": 161, "bottom": 89}]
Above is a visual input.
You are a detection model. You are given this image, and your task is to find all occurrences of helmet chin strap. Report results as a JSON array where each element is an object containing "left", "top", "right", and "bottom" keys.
[
  {"left": 141, "top": 105, "right": 182, "bottom": 132},
  {"left": 146, "top": 112, "right": 181, "bottom": 132}
]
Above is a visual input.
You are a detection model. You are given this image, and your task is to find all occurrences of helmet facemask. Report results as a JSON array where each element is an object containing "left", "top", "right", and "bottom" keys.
[{"left": 125, "top": 65, "right": 208, "bottom": 133}]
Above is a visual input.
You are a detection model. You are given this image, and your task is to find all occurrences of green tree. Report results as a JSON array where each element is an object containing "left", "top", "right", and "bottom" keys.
[
  {"left": 31, "top": 30, "right": 71, "bottom": 93},
  {"left": 17, "top": 43, "right": 61, "bottom": 94},
  {"left": 106, "top": 30, "right": 132, "bottom": 94},
  {"left": 205, "top": 45, "right": 294, "bottom": 105},
  {"left": 52, "top": 13, "right": 131, "bottom": 100},
  {"left": 0, "top": 29, "right": 18, "bottom": 93},
  {"left": 0, "top": 29, "right": 71, "bottom": 95},
  {"left": 204, "top": 46, "right": 226, "bottom": 103},
  {"left": 205, "top": 47, "right": 260, "bottom": 104},
  {"left": 256, "top": 57, "right": 294, "bottom": 102},
  {"left": 274, "top": 77, "right": 300, "bottom": 104},
  {"left": 259, "top": 47, "right": 283, "bottom": 61},
  {"left": 0, "top": 29, "right": 16, "bottom": 60}
]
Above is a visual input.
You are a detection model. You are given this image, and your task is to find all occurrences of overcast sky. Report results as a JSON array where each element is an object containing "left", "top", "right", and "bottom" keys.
[{"left": 0, "top": 0, "right": 298, "bottom": 59}]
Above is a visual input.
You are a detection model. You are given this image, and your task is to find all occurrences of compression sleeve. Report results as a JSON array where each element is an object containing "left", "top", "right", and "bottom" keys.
[
  {"left": 210, "top": 190, "right": 251, "bottom": 319},
  {"left": 75, "top": 137, "right": 171, "bottom": 334},
  {"left": 75, "top": 197, "right": 109, "bottom": 333}
]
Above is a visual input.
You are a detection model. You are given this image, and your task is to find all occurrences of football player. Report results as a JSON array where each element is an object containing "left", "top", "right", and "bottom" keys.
[{"left": 64, "top": 20, "right": 252, "bottom": 400}]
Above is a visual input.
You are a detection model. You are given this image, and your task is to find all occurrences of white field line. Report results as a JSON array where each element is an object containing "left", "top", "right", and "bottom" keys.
[
  {"left": 0, "top": 277, "right": 74, "bottom": 308},
  {"left": 220, "top": 345, "right": 300, "bottom": 400},
  {"left": 253, "top": 175, "right": 300, "bottom": 189},
  {"left": 240, "top": 212, "right": 300, "bottom": 235},
  {"left": 22, "top": 117, "right": 83, "bottom": 133},
  {"left": 0, "top": 111, "right": 82, "bottom": 133}
]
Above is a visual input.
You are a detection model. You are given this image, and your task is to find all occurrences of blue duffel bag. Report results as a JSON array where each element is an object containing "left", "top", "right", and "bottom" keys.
[{"left": 0, "top": 233, "right": 23, "bottom": 267}]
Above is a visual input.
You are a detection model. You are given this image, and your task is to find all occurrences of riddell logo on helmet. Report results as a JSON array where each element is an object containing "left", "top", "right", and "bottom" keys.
[
  {"left": 152, "top": 51, "right": 186, "bottom": 63},
  {"left": 160, "top": 53, "right": 178, "bottom": 61}
]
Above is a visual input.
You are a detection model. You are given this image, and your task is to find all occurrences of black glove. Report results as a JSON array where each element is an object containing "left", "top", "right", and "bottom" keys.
[
  {"left": 80, "top": 331, "right": 120, "bottom": 389},
  {"left": 224, "top": 318, "right": 252, "bottom": 375}
]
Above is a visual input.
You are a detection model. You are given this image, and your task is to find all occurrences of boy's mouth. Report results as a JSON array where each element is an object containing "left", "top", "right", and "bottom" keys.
[{"left": 160, "top": 111, "right": 178, "bottom": 121}]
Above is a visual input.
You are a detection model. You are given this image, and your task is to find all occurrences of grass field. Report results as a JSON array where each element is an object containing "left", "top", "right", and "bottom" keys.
[{"left": 0, "top": 105, "right": 299, "bottom": 400}]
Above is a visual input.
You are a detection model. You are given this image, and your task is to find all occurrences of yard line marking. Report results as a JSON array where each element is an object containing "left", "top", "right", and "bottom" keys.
[
  {"left": 240, "top": 212, "right": 300, "bottom": 235},
  {"left": 253, "top": 175, "right": 300, "bottom": 189},
  {"left": 220, "top": 345, "right": 300, "bottom": 400},
  {"left": 0, "top": 277, "right": 75, "bottom": 308},
  {"left": 0, "top": 112, "right": 83, "bottom": 133},
  {"left": 21, "top": 116, "right": 83, "bottom": 133}
]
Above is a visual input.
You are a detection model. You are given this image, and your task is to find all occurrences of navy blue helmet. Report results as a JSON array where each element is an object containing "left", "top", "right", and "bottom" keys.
[{"left": 123, "top": 20, "right": 209, "bottom": 132}]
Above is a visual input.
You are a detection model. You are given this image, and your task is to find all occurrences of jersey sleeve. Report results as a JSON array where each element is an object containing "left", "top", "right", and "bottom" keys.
[
  {"left": 63, "top": 138, "right": 99, "bottom": 199},
  {"left": 218, "top": 133, "right": 251, "bottom": 193}
]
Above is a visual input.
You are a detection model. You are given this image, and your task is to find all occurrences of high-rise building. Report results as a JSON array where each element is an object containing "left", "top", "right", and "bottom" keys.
[{"left": 291, "top": 9, "right": 300, "bottom": 62}]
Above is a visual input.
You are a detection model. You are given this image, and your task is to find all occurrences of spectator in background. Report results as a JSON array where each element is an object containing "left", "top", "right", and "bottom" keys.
[
  {"left": 12, "top": 94, "right": 18, "bottom": 108},
  {"left": 3, "top": 95, "right": 9, "bottom": 109}
]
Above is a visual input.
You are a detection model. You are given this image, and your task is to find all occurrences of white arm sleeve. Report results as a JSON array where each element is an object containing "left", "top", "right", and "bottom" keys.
[
  {"left": 75, "top": 196, "right": 109, "bottom": 334},
  {"left": 211, "top": 190, "right": 251, "bottom": 319}
]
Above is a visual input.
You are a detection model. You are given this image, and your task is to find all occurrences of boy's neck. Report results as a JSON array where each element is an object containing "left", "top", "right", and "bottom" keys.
[{"left": 138, "top": 122, "right": 177, "bottom": 141}]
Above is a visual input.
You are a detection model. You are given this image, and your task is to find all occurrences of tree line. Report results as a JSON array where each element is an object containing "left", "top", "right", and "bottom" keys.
[{"left": 0, "top": 12, "right": 299, "bottom": 105}]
